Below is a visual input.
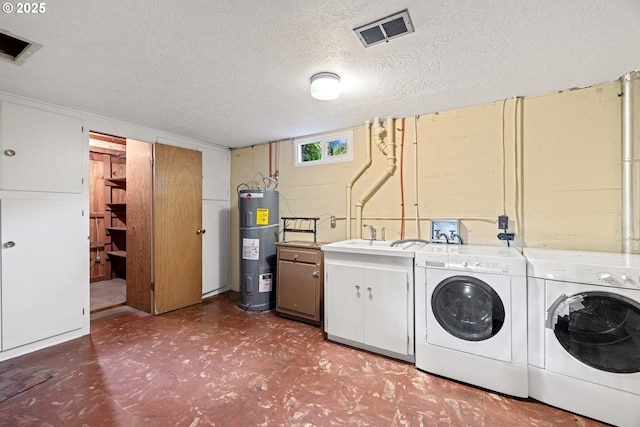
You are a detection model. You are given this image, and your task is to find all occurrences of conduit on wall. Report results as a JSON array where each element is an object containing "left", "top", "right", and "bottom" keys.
[
  {"left": 414, "top": 116, "right": 420, "bottom": 238},
  {"left": 621, "top": 72, "right": 638, "bottom": 254},
  {"left": 399, "top": 117, "right": 406, "bottom": 240},
  {"left": 346, "top": 120, "right": 372, "bottom": 239},
  {"left": 355, "top": 116, "right": 397, "bottom": 238}
]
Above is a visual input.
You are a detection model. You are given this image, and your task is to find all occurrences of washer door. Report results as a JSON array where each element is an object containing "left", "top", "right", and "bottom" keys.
[
  {"left": 431, "top": 275, "right": 505, "bottom": 341},
  {"left": 547, "top": 291, "right": 640, "bottom": 374}
]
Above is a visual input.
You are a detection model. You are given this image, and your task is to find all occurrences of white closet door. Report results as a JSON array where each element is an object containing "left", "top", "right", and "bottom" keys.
[
  {"left": 200, "top": 145, "right": 229, "bottom": 201},
  {"left": 1, "top": 102, "right": 82, "bottom": 193},
  {"left": 1, "top": 198, "right": 85, "bottom": 350},
  {"left": 202, "top": 200, "right": 230, "bottom": 296}
]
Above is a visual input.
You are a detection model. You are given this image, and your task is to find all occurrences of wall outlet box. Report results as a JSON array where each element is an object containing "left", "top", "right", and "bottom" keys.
[
  {"left": 431, "top": 219, "right": 460, "bottom": 244},
  {"left": 498, "top": 215, "right": 509, "bottom": 230}
]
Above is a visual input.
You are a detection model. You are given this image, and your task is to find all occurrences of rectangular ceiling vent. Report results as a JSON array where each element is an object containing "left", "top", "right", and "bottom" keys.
[
  {"left": 0, "top": 30, "right": 41, "bottom": 65},
  {"left": 354, "top": 9, "right": 414, "bottom": 48}
]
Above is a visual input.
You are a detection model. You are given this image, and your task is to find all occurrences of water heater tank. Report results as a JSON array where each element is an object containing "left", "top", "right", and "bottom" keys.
[{"left": 238, "top": 189, "right": 279, "bottom": 311}]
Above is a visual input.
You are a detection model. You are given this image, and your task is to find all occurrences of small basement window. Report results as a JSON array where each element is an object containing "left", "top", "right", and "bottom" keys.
[{"left": 294, "top": 130, "right": 353, "bottom": 167}]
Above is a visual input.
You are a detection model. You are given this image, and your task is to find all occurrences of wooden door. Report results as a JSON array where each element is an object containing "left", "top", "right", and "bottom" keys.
[
  {"left": 153, "top": 143, "right": 203, "bottom": 314},
  {"left": 126, "top": 139, "right": 153, "bottom": 312}
]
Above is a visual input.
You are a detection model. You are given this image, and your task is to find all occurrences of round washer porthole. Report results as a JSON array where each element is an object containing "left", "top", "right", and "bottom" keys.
[
  {"left": 552, "top": 291, "right": 640, "bottom": 374},
  {"left": 431, "top": 275, "right": 505, "bottom": 341}
]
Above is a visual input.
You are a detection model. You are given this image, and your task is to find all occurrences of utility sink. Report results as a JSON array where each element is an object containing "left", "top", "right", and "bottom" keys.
[{"left": 321, "top": 239, "right": 427, "bottom": 257}]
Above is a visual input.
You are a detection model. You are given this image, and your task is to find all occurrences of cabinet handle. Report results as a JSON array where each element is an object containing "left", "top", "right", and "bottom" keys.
[
  {"left": 4, "top": 241, "right": 16, "bottom": 248},
  {"left": 4, "top": 149, "right": 16, "bottom": 157},
  {"left": 196, "top": 229, "right": 206, "bottom": 235}
]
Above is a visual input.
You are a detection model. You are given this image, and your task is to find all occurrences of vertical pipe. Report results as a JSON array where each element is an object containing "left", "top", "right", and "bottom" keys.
[
  {"left": 621, "top": 73, "right": 634, "bottom": 254},
  {"left": 346, "top": 121, "right": 372, "bottom": 239},
  {"left": 414, "top": 116, "right": 420, "bottom": 238}
]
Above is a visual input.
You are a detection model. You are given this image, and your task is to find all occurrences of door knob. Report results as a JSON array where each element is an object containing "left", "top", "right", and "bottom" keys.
[
  {"left": 4, "top": 149, "right": 16, "bottom": 157},
  {"left": 4, "top": 241, "right": 16, "bottom": 248}
]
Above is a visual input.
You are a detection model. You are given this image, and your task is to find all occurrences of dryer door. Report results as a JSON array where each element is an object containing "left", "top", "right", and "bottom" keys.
[{"left": 547, "top": 291, "right": 640, "bottom": 374}]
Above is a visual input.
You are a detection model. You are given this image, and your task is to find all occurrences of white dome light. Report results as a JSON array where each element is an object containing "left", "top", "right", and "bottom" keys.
[{"left": 310, "top": 72, "right": 341, "bottom": 101}]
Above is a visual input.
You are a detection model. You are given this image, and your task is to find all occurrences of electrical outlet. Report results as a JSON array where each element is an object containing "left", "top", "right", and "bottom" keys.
[
  {"left": 330, "top": 215, "right": 336, "bottom": 228},
  {"left": 498, "top": 215, "right": 509, "bottom": 230}
]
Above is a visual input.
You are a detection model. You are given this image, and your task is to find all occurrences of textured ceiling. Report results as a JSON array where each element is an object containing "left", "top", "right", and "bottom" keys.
[{"left": 1, "top": 1, "right": 640, "bottom": 148}]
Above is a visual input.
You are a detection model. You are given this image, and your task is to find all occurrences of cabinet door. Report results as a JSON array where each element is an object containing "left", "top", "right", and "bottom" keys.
[
  {"left": 325, "top": 263, "right": 364, "bottom": 342},
  {"left": 202, "top": 200, "right": 230, "bottom": 296},
  {"left": 277, "top": 260, "right": 319, "bottom": 319},
  {"left": 200, "top": 145, "right": 229, "bottom": 201},
  {"left": 1, "top": 198, "right": 85, "bottom": 350},
  {"left": 364, "top": 267, "right": 410, "bottom": 355},
  {"left": 1, "top": 102, "right": 82, "bottom": 193}
]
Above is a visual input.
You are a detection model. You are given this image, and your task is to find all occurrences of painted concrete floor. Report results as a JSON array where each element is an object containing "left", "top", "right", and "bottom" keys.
[{"left": 0, "top": 291, "right": 607, "bottom": 426}]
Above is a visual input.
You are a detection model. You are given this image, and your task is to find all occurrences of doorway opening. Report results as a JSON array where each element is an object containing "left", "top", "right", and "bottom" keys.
[{"left": 89, "top": 131, "right": 130, "bottom": 319}]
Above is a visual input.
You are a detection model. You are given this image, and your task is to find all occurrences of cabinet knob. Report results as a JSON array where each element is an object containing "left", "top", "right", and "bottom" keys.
[
  {"left": 4, "top": 149, "right": 16, "bottom": 157},
  {"left": 196, "top": 228, "right": 206, "bottom": 235},
  {"left": 367, "top": 287, "right": 372, "bottom": 292},
  {"left": 312, "top": 271, "right": 319, "bottom": 278},
  {"left": 355, "top": 285, "right": 360, "bottom": 290},
  {"left": 4, "top": 241, "right": 16, "bottom": 248}
]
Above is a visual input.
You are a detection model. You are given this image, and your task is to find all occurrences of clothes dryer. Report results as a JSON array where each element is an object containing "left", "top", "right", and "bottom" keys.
[
  {"left": 415, "top": 244, "right": 528, "bottom": 397},
  {"left": 525, "top": 248, "right": 640, "bottom": 427}
]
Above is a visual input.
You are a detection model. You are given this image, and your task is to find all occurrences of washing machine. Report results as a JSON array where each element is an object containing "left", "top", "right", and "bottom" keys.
[
  {"left": 525, "top": 248, "right": 640, "bottom": 427},
  {"left": 415, "top": 244, "right": 528, "bottom": 397}
]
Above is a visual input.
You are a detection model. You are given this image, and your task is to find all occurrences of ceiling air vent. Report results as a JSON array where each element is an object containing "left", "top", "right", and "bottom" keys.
[
  {"left": 0, "top": 30, "right": 41, "bottom": 65},
  {"left": 354, "top": 9, "right": 414, "bottom": 48}
]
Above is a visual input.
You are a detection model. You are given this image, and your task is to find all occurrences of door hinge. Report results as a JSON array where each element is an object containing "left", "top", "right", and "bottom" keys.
[
  {"left": 81, "top": 178, "right": 84, "bottom": 185},
  {"left": 83, "top": 308, "right": 85, "bottom": 315},
  {"left": 151, "top": 282, "right": 155, "bottom": 291},
  {"left": 151, "top": 157, "right": 154, "bottom": 167},
  {"left": 82, "top": 209, "right": 85, "bottom": 217}
]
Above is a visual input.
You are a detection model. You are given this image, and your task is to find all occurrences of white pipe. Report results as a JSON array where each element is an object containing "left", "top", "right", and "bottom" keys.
[
  {"left": 621, "top": 72, "right": 636, "bottom": 254},
  {"left": 346, "top": 121, "right": 372, "bottom": 239},
  {"left": 356, "top": 117, "right": 396, "bottom": 238},
  {"left": 413, "top": 116, "right": 420, "bottom": 238}
]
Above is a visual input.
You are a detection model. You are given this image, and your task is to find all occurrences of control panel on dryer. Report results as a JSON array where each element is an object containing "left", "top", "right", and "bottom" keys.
[
  {"left": 595, "top": 271, "right": 640, "bottom": 289},
  {"left": 449, "top": 258, "right": 510, "bottom": 275}
]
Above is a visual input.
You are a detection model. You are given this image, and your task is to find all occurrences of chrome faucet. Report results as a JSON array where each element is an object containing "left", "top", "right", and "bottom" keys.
[{"left": 363, "top": 224, "right": 376, "bottom": 240}]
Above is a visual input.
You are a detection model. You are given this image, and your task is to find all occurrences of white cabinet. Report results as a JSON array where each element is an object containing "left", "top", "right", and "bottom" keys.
[
  {"left": 200, "top": 145, "right": 229, "bottom": 201},
  {"left": 1, "top": 198, "right": 85, "bottom": 351},
  {"left": 202, "top": 200, "right": 230, "bottom": 297},
  {"left": 1, "top": 102, "right": 82, "bottom": 193},
  {"left": 324, "top": 254, "right": 414, "bottom": 361},
  {"left": 200, "top": 145, "right": 230, "bottom": 297}
]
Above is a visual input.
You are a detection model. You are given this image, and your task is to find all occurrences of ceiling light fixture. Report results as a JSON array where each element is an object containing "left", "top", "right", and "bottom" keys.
[{"left": 310, "top": 72, "right": 341, "bottom": 101}]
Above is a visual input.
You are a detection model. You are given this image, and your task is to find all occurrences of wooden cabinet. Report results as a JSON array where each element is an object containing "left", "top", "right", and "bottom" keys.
[
  {"left": 89, "top": 136, "right": 126, "bottom": 282},
  {"left": 275, "top": 243, "right": 323, "bottom": 325},
  {"left": 324, "top": 253, "right": 414, "bottom": 361}
]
